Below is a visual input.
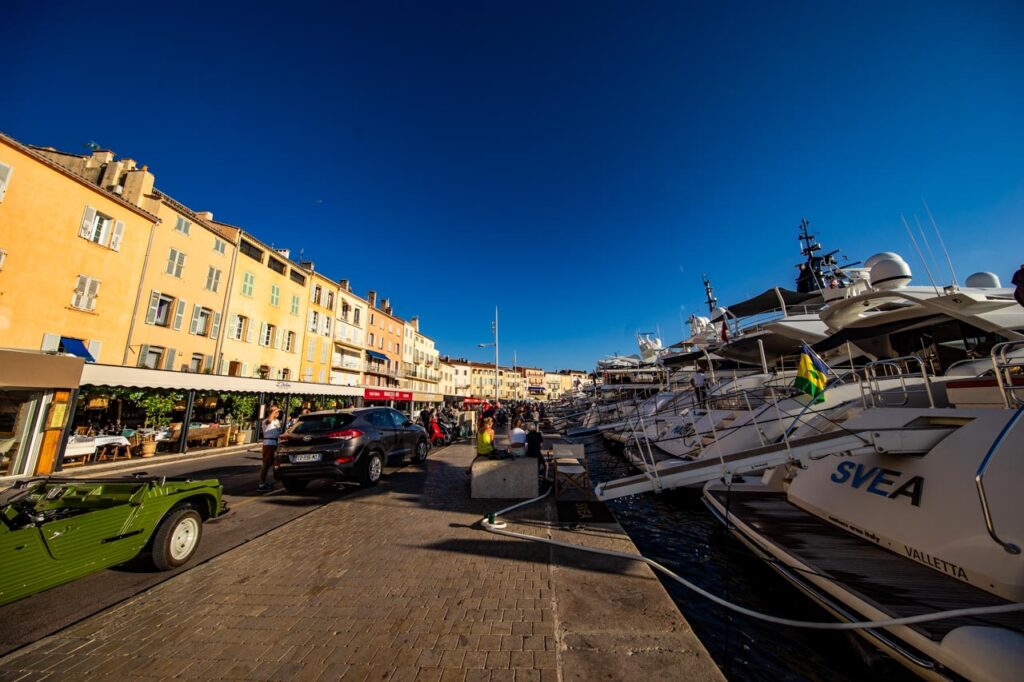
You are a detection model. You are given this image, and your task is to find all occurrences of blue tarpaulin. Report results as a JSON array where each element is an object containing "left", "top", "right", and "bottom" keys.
[{"left": 60, "top": 337, "right": 95, "bottom": 363}]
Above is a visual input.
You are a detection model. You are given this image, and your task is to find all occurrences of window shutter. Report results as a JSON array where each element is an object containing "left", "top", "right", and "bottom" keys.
[
  {"left": 204, "top": 354, "right": 214, "bottom": 372},
  {"left": 145, "top": 291, "right": 161, "bottom": 324},
  {"left": 86, "top": 278, "right": 100, "bottom": 311},
  {"left": 79, "top": 206, "right": 96, "bottom": 238},
  {"left": 71, "top": 275, "right": 87, "bottom": 308},
  {"left": 170, "top": 299, "right": 185, "bottom": 330},
  {"left": 41, "top": 333, "right": 61, "bottom": 352},
  {"left": 228, "top": 314, "right": 240, "bottom": 339},
  {"left": 188, "top": 305, "right": 201, "bottom": 335},
  {"left": 177, "top": 250, "right": 186, "bottom": 274},
  {"left": 241, "top": 362, "right": 249, "bottom": 377},
  {"left": 137, "top": 344, "right": 151, "bottom": 367},
  {"left": 109, "top": 220, "right": 125, "bottom": 251},
  {"left": 260, "top": 322, "right": 269, "bottom": 346},
  {"left": 87, "top": 340, "right": 102, "bottom": 362},
  {"left": 164, "top": 348, "right": 177, "bottom": 370},
  {"left": 0, "top": 162, "right": 12, "bottom": 203},
  {"left": 246, "top": 319, "right": 254, "bottom": 343},
  {"left": 308, "top": 310, "right": 315, "bottom": 331},
  {"left": 210, "top": 311, "right": 222, "bottom": 340},
  {"left": 273, "top": 327, "right": 282, "bottom": 350},
  {"left": 307, "top": 337, "right": 315, "bottom": 361}
]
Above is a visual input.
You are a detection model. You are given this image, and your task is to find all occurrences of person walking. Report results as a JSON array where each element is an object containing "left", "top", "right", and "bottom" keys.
[
  {"left": 258, "top": 406, "right": 282, "bottom": 492},
  {"left": 691, "top": 367, "right": 708, "bottom": 408}
]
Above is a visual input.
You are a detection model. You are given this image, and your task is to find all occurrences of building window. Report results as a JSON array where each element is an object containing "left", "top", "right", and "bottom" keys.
[
  {"left": 284, "top": 330, "right": 295, "bottom": 352},
  {"left": 189, "top": 353, "right": 203, "bottom": 372},
  {"left": 175, "top": 216, "right": 190, "bottom": 235},
  {"left": 242, "top": 271, "right": 254, "bottom": 297},
  {"left": 190, "top": 306, "right": 213, "bottom": 336},
  {"left": 229, "top": 314, "right": 248, "bottom": 341},
  {"left": 289, "top": 269, "right": 305, "bottom": 285},
  {"left": 141, "top": 346, "right": 164, "bottom": 370},
  {"left": 146, "top": 292, "right": 177, "bottom": 326},
  {"left": 78, "top": 206, "right": 124, "bottom": 251},
  {"left": 70, "top": 275, "right": 100, "bottom": 311},
  {"left": 270, "top": 284, "right": 280, "bottom": 307},
  {"left": 213, "top": 238, "right": 226, "bottom": 255},
  {"left": 0, "top": 161, "right": 11, "bottom": 203},
  {"left": 268, "top": 257, "right": 286, "bottom": 275},
  {"left": 260, "top": 322, "right": 276, "bottom": 348},
  {"left": 353, "top": 308, "right": 361, "bottom": 326},
  {"left": 368, "top": 332, "right": 375, "bottom": 346},
  {"left": 340, "top": 302, "right": 351, "bottom": 320},
  {"left": 240, "top": 240, "right": 263, "bottom": 262},
  {"left": 166, "top": 248, "right": 186, "bottom": 277},
  {"left": 205, "top": 266, "right": 221, "bottom": 292},
  {"left": 89, "top": 213, "right": 113, "bottom": 245},
  {"left": 308, "top": 310, "right": 319, "bottom": 332},
  {"left": 290, "top": 294, "right": 300, "bottom": 315},
  {"left": 312, "top": 284, "right": 322, "bottom": 305},
  {"left": 325, "top": 291, "right": 334, "bottom": 309},
  {"left": 323, "top": 317, "right": 332, "bottom": 337},
  {"left": 370, "top": 313, "right": 375, "bottom": 326}
]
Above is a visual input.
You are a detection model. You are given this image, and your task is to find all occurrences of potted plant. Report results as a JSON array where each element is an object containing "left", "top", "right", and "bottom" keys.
[
  {"left": 128, "top": 390, "right": 182, "bottom": 457},
  {"left": 224, "top": 394, "right": 258, "bottom": 444}
]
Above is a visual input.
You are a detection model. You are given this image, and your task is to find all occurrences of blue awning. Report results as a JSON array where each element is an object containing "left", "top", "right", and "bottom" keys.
[
  {"left": 366, "top": 350, "right": 388, "bottom": 361},
  {"left": 60, "top": 337, "right": 95, "bottom": 363}
]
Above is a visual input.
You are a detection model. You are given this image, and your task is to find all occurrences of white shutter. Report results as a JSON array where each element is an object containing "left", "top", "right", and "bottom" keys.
[
  {"left": 307, "top": 337, "right": 315, "bottom": 361},
  {"left": 260, "top": 322, "right": 269, "bottom": 347},
  {"left": 145, "top": 291, "right": 161, "bottom": 324},
  {"left": 172, "top": 299, "right": 186, "bottom": 330},
  {"left": 210, "top": 312, "right": 222, "bottom": 340},
  {"left": 273, "top": 327, "right": 282, "bottom": 350},
  {"left": 177, "top": 251, "right": 186, "bottom": 275},
  {"left": 109, "top": 221, "right": 125, "bottom": 251},
  {"left": 85, "top": 278, "right": 100, "bottom": 311},
  {"left": 241, "top": 362, "right": 249, "bottom": 377},
  {"left": 246, "top": 319, "right": 254, "bottom": 343},
  {"left": 0, "top": 162, "right": 12, "bottom": 203},
  {"left": 41, "top": 333, "right": 60, "bottom": 352},
  {"left": 227, "top": 314, "right": 239, "bottom": 339},
  {"left": 308, "top": 310, "right": 315, "bottom": 331},
  {"left": 321, "top": 341, "right": 328, "bottom": 365},
  {"left": 87, "top": 340, "right": 102, "bottom": 362},
  {"left": 188, "top": 305, "right": 201, "bottom": 334},
  {"left": 164, "top": 348, "right": 177, "bottom": 370},
  {"left": 79, "top": 206, "right": 96, "bottom": 238}
]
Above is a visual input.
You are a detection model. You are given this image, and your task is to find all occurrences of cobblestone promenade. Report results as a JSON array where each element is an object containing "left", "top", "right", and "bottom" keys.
[{"left": 0, "top": 443, "right": 722, "bottom": 681}]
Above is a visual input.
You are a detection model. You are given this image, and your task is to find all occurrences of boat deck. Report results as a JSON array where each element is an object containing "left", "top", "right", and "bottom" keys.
[{"left": 708, "top": 489, "right": 1024, "bottom": 641}]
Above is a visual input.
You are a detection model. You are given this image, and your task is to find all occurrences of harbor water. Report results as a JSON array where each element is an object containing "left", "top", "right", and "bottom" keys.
[{"left": 579, "top": 435, "right": 917, "bottom": 682}]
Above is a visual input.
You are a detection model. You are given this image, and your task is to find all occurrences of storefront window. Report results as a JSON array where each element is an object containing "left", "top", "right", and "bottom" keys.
[{"left": 0, "top": 390, "right": 44, "bottom": 477}]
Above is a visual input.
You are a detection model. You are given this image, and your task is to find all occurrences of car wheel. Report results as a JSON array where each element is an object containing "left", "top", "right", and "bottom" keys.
[
  {"left": 149, "top": 505, "right": 203, "bottom": 571},
  {"left": 281, "top": 478, "right": 308, "bottom": 493},
  {"left": 359, "top": 451, "right": 384, "bottom": 487},
  {"left": 413, "top": 439, "right": 429, "bottom": 463}
]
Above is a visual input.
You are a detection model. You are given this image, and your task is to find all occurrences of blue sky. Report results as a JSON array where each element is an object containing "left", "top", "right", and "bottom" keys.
[{"left": 5, "top": 1, "right": 1023, "bottom": 369}]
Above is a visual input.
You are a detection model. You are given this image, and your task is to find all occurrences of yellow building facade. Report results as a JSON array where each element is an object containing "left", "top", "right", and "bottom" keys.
[
  {"left": 332, "top": 280, "right": 366, "bottom": 387},
  {"left": 300, "top": 270, "right": 337, "bottom": 384},
  {"left": 218, "top": 235, "right": 309, "bottom": 380},
  {"left": 0, "top": 136, "right": 157, "bottom": 363}
]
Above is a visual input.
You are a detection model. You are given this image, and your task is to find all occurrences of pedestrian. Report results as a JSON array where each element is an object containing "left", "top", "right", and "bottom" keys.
[
  {"left": 509, "top": 418, "right": 527, "bottom": 457},
  {"left": 258, "top": 406, "right": 282, "bottom": 492},
  {"left": 420, "top": 406, "right": 432, "bottom": 430},
  {"left": 526, "top": 422, "right": 545, "bottom": 472},
  {"left": 1013, "top": 264, "right": 1024, "bottom": 309},
  {"left": 691, "top": 366, "right": 708, "bottom": 408}
]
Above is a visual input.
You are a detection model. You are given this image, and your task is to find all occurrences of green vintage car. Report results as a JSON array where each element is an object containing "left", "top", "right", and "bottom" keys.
[{"left": 0, "top": 475, "right": 228, "bottom": 606}]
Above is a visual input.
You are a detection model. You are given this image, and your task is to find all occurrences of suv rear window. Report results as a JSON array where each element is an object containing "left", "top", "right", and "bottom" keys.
[{"left": 290, "top": 413, "right": 356, "bottom": 434}]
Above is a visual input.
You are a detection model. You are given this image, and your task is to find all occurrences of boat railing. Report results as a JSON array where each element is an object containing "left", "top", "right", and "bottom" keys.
[
  {"left": 990, "top": 341, "right": 1024, "bottom": 408},
  {"left": 859, "top": 355, "right": 934, "bottom": 408},
  {"left": 975, "top": 403, "right": 1023, "bottom": 555}
]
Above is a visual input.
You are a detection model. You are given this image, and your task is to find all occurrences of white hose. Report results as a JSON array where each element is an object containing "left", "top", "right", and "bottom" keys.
[{"left": 480, "top": 491, "right": 1024, "bottom": 631}]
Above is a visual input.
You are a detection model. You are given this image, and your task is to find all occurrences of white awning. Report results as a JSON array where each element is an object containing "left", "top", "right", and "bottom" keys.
[{"left": 80, "top": 364, "right": 364, "bottom": 397}]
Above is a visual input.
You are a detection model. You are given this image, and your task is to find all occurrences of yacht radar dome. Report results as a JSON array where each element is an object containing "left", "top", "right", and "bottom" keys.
[
  {"left": 964, "top": 272, "right": 1001, "bottom": 288},
  {"left": 869, "top": 257, "right": 912, "bottom": 290},
  {"left": 864, "top": 252, "right": 906, "bottom": 269}
]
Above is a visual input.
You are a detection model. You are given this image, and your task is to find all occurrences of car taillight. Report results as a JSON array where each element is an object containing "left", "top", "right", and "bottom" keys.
[
  {"left": 334, "top": 456, "right": 356, "bottom": 464},
  {"left": 325, "top": 429, "right": 362, "bottom": 440}
]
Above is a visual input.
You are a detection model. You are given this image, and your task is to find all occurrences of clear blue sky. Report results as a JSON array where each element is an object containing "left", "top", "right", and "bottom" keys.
[{"left": 6, "top": 1, "right": 1023, "bottom": 370}]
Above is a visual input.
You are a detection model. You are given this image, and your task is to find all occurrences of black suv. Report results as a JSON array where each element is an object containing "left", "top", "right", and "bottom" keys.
[{"left": 274, "top": 408, "right": 428, "bottom": 492}]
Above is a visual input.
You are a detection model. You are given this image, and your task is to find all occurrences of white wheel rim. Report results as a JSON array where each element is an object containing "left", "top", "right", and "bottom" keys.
[
  {"left": 418, "top": 443, "right": 427, "bottom": 458},
  {"left": 169, "top": 516, "right": 200, "bottom": 561},
  {"left": 370, "top": 456, "right": 382, "bottom": 481}
]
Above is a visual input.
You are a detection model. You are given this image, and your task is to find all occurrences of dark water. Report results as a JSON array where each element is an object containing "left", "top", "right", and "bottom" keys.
[{"left": 578, "top": 435, "right": 917, "bottom": 682}]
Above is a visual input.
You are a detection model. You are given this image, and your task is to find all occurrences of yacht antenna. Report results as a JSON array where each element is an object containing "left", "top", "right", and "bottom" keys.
[
  {"left": 797, "top": 218, "right": 827, "bottom": 291},
  {"left": 913, "top": 213, "right": 943, "bottom": 285},
  {"left": 922, "top": 198, "right": 959, "bottom": 287},
  {"left": 901, "top": 214, "right": 940, "bottom": 296},
  {"left": 701, "top": 274, "right": 718, "bottom": 314}
]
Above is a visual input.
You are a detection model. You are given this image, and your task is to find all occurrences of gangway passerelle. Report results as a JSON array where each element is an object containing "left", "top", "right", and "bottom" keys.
[{"left": 593, "top": 425, "right": 955, "bottom": 501}]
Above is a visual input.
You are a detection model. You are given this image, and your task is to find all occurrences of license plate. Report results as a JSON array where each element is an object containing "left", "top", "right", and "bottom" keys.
[{"left": 290, "top": 453, "right": 321, "bottom": 463}]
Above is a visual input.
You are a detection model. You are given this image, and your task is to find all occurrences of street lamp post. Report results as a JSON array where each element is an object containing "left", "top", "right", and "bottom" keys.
[{"left": 477, "top": 306, "right": 499, "bottom": 402}]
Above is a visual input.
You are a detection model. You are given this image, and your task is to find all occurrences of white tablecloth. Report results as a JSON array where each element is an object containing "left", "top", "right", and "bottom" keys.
[{"left": 64, "top": 435, "right": 131, "bottom": 459}]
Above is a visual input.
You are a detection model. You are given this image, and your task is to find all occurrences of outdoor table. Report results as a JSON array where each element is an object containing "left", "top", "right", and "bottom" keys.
[{"left": 63, "top": 436, "right": 97, "bottom": 466}]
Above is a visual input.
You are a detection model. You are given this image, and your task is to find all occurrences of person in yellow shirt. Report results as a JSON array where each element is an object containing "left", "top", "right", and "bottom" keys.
[{"left": 477, "top": 416, "right": 495, "bottom": 456}]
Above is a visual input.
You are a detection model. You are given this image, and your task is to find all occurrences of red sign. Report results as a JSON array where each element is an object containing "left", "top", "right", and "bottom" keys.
[{"left": 364, "top": 389, "right": 413, "bottom": 401}]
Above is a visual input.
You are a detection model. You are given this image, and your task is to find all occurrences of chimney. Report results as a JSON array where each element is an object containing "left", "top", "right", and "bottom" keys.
[
  {"left": 411, "top": 316, "right": 420, "bottom": 332},
  {"left": 122, "top": 167, "right": 155, "bottom": 207},
  {"left": 385, "top": 306, "right": 393, "bottom": 316},
  {"left": 367, "top": 290, "right": 377, "bottom": 307},
  {"left": 300, "top": 260, "right": 315, "bottom": 270},
  {"left": 195, "top": 211, "right": 214, "bottom": 221},
  {"left": 88, "top": 150, "right": 115, "bottom": 167},
  {"left": 275, "top": 248, "right": 291, "bottom": 259},
  {"left": 99, "top": 161, "right": 124, "bottom": 191},
  {"left": 381, "top": 298, "right": 390, "bottom": 312},
  {"left": 340, "top": 279, "right": 350, "bottom": 291}
]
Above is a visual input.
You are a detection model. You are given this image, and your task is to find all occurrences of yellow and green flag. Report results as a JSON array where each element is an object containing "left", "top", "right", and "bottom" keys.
[{"left": 794, "top": 341, "right": 830, "bottom": 402}]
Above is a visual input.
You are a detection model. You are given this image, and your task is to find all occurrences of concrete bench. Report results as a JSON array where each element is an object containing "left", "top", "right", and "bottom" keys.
[{"left": 470, "top": 456, "right": 539, "bottom": 499}]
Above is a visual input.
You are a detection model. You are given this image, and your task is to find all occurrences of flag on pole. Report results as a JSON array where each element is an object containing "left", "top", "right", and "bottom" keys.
[{"left": 794, "top": 341, "right": 829, "bottom": 402}]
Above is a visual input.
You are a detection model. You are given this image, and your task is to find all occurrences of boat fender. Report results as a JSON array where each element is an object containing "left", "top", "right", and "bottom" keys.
[{"left": 939, "top": 626, "right": 1024, "bottom": 682}]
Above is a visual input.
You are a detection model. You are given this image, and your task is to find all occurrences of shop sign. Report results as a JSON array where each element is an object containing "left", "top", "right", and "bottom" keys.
[{"left": 364, "top": 389, "right": 413, "bottom": 401}]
